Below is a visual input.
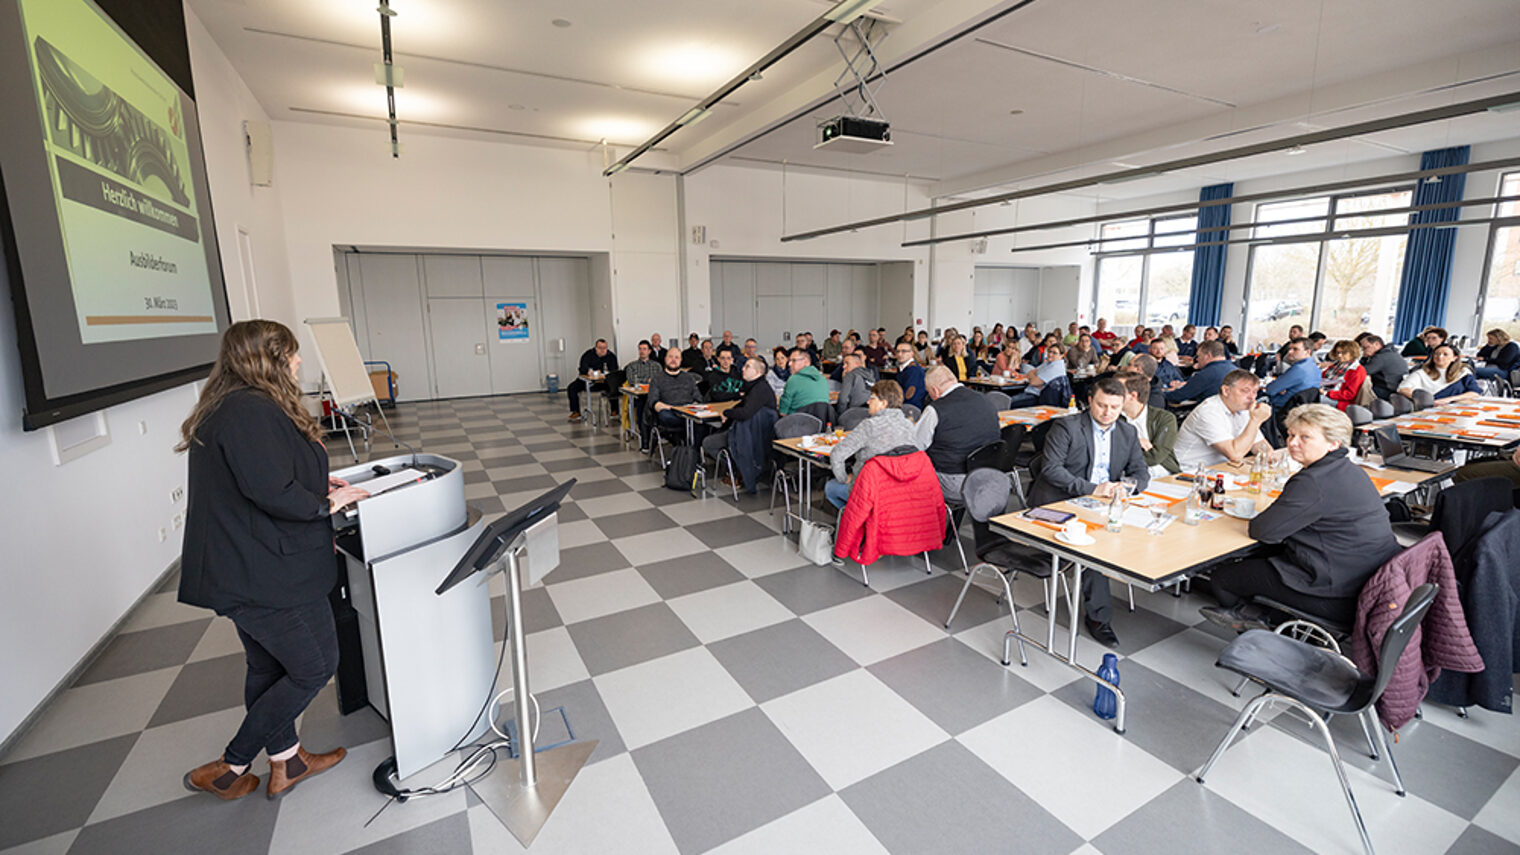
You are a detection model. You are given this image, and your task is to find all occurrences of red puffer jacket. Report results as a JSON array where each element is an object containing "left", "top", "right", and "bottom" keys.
[{"left": 834, "top": 449, "right": 947, "bottom": 566}]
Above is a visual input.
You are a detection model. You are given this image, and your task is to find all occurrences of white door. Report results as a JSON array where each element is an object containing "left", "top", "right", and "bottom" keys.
[
  {"left": 485, "top": 296, "right": 544, "bottom": 393},
  {"left": 357, "top": 254, "right": 430, "bottom": 402},
  {"left": 427, "top": 299, "right": 494, "bottom": 398},
  {"left": 756, "top": 295, "right": 792, "bottom": 351}
]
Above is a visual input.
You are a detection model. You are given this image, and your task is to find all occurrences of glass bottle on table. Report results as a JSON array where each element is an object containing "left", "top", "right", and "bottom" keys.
[
  {"left": 1105, "top": 487, "right": 1125, "bottom": 533},
  {"left": 1248, "top": 453, "right": 1266, "bottom": 494}
]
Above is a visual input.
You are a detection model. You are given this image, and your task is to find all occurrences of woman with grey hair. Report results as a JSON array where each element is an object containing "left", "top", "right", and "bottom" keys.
[
  {"left": 1200, "top": 403, "right": 1400, "bottom": 632},
  {"left": 823, "top": 380, "right": 918, "bottom": 509}
]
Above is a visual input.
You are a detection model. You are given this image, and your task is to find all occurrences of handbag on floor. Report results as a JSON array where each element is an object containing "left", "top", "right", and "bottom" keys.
[{"left": 797, "top": 519, "right": 836, "bottom": 566}]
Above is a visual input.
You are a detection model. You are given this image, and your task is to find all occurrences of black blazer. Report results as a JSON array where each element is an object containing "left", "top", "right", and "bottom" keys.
[
  {"left": 1028, "top": 412, "right": 1149, "bottom": 507},
  {"left": 1248, "top": 447, "right": 1400, "bottom": 597},
  {"left": 179, "top": 389, "right": 335, "bottom": 611}
]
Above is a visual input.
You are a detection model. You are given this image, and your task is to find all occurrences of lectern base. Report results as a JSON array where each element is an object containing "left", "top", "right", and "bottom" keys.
[{"left": 467, "top": 740, "right": 597, "bottom": 847}]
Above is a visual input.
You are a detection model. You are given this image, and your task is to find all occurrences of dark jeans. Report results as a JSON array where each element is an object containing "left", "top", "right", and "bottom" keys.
[
  {"left": 568, "top": 379, "right": 605, "bottom": 414},
  {"left": 218, "top": 597, "right": 340, "bottom": 766},
  {"left": 1210, "top": 555, "right": 1359, "bottom": 627}
]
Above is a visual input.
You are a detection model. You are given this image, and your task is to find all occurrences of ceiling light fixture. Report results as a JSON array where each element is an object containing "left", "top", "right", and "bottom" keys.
[
  {"left": 374, "top": 1, "right": 401, "bottom": 158},
  {"left": 551, "top": 18, "right": 572, "bottom": 28},
  {"left": 1284, "top": 145, "right": 1307, "bottom": 156},
  {"left": 677, "top": 107, "right": 713, "bottom": 126},
  {"left": 825, "top": 0, "right": 888, "bottom": 25}
]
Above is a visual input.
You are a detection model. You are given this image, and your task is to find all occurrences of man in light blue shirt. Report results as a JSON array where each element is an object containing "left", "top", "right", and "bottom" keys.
[
  {"left": 1090, "top": 418, "right": 1114, "bottom": 484},
  {"left": 1265, "top": 338, "right": 1322, "bottom": 409}
]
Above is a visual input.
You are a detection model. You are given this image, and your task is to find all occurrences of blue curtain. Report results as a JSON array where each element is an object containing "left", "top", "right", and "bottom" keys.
[
  {"left": 1392, "top": 146, "right": 1469, "bottom": 343},
  {"left": 1187, "top": 183, "right": 1232, "bottom": 327}
]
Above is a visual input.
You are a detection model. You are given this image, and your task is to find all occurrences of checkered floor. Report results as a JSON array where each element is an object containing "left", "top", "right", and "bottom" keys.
[{"left": 3, "top": 392, "right": 1518, "bottom": 855}]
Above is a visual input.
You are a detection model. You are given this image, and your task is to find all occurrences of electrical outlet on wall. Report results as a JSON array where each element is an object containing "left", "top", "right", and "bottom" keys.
[
  {"left": 172, "top": 513, "right": 184, "bottom": 529},
  {"left": 157, "top": 527, "right": 167, "bottom": 542},
  {"left": 171, "top": 486, "right": 184, "bottom": 504}
]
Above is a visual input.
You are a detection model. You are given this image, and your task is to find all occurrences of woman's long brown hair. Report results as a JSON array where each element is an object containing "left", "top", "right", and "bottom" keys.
[
  {"left": 1420, "top": 344, "right": 1465, "bottom": 385},
  {"left": 176, "top": 320, "right": 322, "bottom": 451}
]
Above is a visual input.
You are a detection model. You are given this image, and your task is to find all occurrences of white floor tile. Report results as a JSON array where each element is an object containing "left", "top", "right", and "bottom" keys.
[
  {"left": 0, "top": 667, "right": 180, "bottom": 765},
  {"left": 959, "top": 695, "right": 1182, "bottom": 840},
  {"left": 554, "top": 518, "right": 609, "bottom": 549},
  {"left": 667, "top": 581, "right": 793, "bottom": 644},
  {"left": 1126, "top": 627, "right": 1251, "bottom": 708},
  {"left": 0, "top": 829, "right": 80, "bottom": 855},
  {"left": 594, "top": 647, "right": 753, "bottom": 750},
  {"left": 661, "top": 499, "right": 743, "bottom": 526},
  {"left": 1200, "top": 725, "right": 1468, "bottom": 855},
  {"left": 545, "top": 568, "right": 660, "bottom": 625},
  {"left": 716, "top": 538, "right": 810, "bottom": 579},
  {"left": 611, "top": 528, "right": 709, "bottom": 566},
  {"left": 575, "top": 492, "right": 655, "bottom": 517},
  {"left": 762, "top": 670, "right": 948, "bottom": 790},
  {"left": 465, "top": 481, "right": 497, "bottom": 500},
  {"left": 1418, "top": 701, "right": 1520, "bottom": 760},
  {"left": 186, "top": 617, "right": 244, "bottom": 663},
  {"left": 465, "top": 753, "right": 678, "bottom": 854},
  {"left": 88, "top": 706, "right": 249, "bottom": 824},
  {"left": 803, "top": 596, "right": 946, "bottom": 666},
  {"left": 705, "top": 794, "right": 890, "bottom": 855},
  {"left": 1474, "top": 765, "right": 1520, "bottom": 845},
  {"left": 499, "top": 626, "right": 589, "bottom": 694},
  {"left": 952, "top": 617, "right": 1084, "bottom": 694}
]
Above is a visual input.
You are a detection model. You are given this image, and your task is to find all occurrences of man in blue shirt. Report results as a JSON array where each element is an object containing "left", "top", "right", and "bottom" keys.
[
  {"left": 893, "top": 342, "right": 927, "bottom": 408},
  {"left": 1264, "top": 338, "right": 1321, "bottom": 408},
  {"left": 1164, "top": 340, "right": 1234, "bottom": 405},
  {"left": 1150, "top": 340, "right": 1183, "bottom": 388}
]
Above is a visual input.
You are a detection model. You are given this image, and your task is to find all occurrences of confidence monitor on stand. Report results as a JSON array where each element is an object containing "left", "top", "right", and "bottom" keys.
[{"left": 439, "top": 478, "right": 591, "bottom": 847}]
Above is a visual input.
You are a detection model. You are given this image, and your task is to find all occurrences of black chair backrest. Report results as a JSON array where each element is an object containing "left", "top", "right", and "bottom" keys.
[
  {"left": 962, "top": 468, "right": 1011, "bottom": 523},
  {"left": 1028, "top": 420, "right": 1054, "bottom": 454},
  {"left": 1429, "top": 477, "right": 1514, "bottom": 561},
  {"left": 1363, "top": 584, "right": 1439, "bottom": 709},
  {"left": 984, "top": 390, "right": 1012, "bottom": 411},
  {"left": 1411, "top": 389, "right": 1436, "bottom": 411},
  {"left": 798, "top": 401, "right": 833, "bottom": 427},
  {"left": 1027, "top": 452, "right": 1046, "bottom": 483},
  {"left": 965, "top": 440, "right": 1007, "bottom": 473},
  {"left": 602, "top": 370, "right": 626, "bottom": 397},
  {"left": 837, "top": 406, "right": 871, "bottom": 431},
  {"left": 775, "top": 413, "right": 822, "bottom": 439},
  {"left": 999, "top": 424, "right": 1027, "bottom": 471},
  {"left": 901, "top": 403, "right": 922, "bottom": 422}
]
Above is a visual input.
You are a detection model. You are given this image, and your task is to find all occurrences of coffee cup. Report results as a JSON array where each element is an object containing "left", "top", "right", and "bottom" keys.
[
  {"left": 1233, "top": 497, "right": 1256, "bottom": 517},
  {"left": 1062, "top": 519, "right": 1086, "bottom": 540}
]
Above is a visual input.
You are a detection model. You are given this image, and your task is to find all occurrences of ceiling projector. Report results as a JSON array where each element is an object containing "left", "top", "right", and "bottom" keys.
[{"left": 815, "top": 116, "right": 892, "bottom": 153}]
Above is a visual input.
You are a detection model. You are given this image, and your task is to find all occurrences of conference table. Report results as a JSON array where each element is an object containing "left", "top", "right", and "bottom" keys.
[
  {"left": 670, "top": 400, "right": 738, "bottom": 444},
  {"left": 987, "top": 459, "right": 1421, "bottom": 734},
  {"left": 1359, "top": 396, "right": 1520, "bottom": 453},
  {"left": 618, "top": 384, "right": 649, "bottom": 448}
]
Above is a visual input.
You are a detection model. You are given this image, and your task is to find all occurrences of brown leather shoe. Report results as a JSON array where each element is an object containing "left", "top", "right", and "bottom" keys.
[
  {"left": 266, "top": 746, "right": 346, "bottom": 800},
  {"left": 183, "top": 758, "right": 260, "bottom": 801}
]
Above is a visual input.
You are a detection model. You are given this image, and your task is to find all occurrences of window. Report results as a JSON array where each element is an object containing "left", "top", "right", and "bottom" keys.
[
  {"left": 1479, "top": 172, "right": 1520, "bottom": 341},
  {"left": 1242, "top": 188, "right": 1411, "bottom": 351},
  {"left": 1093, "top": 216, "right": 1195, "bottom": 331}
]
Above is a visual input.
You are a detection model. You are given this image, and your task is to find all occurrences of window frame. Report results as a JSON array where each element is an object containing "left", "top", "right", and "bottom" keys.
[
  {"left": 1475, "top": 170, "right": 1520, "bottom": 338},
  {"left": 1092, "top": 213, "right": 1198, "bottom": 329},
  {"left": 1240, "top": 184, "right": 1415, "bottom": 345}
]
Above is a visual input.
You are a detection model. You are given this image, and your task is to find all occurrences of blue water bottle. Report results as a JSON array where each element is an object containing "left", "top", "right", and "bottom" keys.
[{"left": 1094, "top": 653, "right": 1120, "bottom": 720}]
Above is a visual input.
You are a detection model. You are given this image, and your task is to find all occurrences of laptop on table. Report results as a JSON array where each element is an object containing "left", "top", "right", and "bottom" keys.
[{"left": 1373, "top": 426, "right": 1456, "bottom": 475}]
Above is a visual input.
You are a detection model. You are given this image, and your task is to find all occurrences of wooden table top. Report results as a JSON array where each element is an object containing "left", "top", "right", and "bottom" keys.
[
  {"left": 965, "top": 375, "right": 1028, "bottom": 390},
  {"left": 989, "top": 457, "right": 1411, "bottom": 589},
  {"left": 673, "top": 400, "right": 738, "bottom": 420},
  {"left": 773, "top": 433, "right": 843, "bottom": 462},
  {"left": 998, "top": 406, "right": 1077, "bottom": 427},
  {"left": 620, "top": 384, "right": 649, "bottom": 396},
  {"left": 1360, "top": 397, "right": 1520, "bottom": 448}
]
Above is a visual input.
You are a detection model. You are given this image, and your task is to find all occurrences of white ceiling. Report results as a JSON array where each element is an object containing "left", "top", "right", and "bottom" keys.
[{"left": 190, "top": 0, "right": 1520, "bottom": 200}]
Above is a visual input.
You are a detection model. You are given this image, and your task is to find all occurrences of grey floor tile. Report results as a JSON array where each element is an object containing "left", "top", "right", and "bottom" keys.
[
  {"left": 550, "top": 541, "right": 632, "bottom": 583},
  {"left": 1444, "top": 823, "right": 1520, "bottom": 855},
  {"left": 636, "top": 486, "right": 700, "bottom": 507},
  {"left": 568, "top": 478, "right": 634, "bottom": 499},
  {"left": 462, "top": 469, "right": 490, "bottom": 485},
  {"left": 473, "top": 496, "right": 507, "bottom": 514},
  {"left": 565, "top": 603, "right": 701, "bottom": 676},
  {"left": 0, "top": 734, "right": 139, "bottom": 850},
  {"left": 683, "top": 515, "right": 777, "bottom": 549},
  {"left": 1093, "top": 778, "right": 1316, "bottom": 855},
  {"left": 1051, "top": 660, "right": 1245, "bottom": 774},
  {"left": 884, "top": 572, "right": 1012, "bottom": 634},
  {"left": 869, "top": 638, "right": 1043, "bottom": 735},
  {"left": 147, "top": 653, "right": 247, "bottom": 728},
  {"left": 751, "top": 565, "right": 873, "bottom": 615},
  {"left": 841, "top": 740, "right": 1082, "bottom": 855},
  {"left": 555, "top": 501, "right": 590, "bottom": 523},
  {"left": 491, "top": 587, "right": 565, "bottom": 638},
  {"left": 342, "top": 812, "right": 473, "bottom": 855},
  {"left": 635, "top": 552, "right": 747, "bottom": 600},
  {"left": 74, "top": 619, "right": 212, "bottom": 686},
  {"left": 1270, "top": 706, "right": 1520, "bottom": 820},
  {"left": 295, "top": 684, "right": 393, "bottom": 754},
  {"left": 593, "top": 508, "right": 678, "bottom": 540},
  {"left": 542, "top": 455, "right": 597, "bottom": 473},
  {"left": 477, "top": 454, "right": 535, "bottom": 470},
  {"left": 603, "top": 460, "right": 667, "bottom": 478},
  {"left": 70, "top": 789, "right": 281, "bottom": 855},
  {"left": 533, "top": 679, "right": 627, "bottom": 766},
  {"left": 491, "top": 474, "right": 559, "bottom": 495},
  {"left": 707, "top": 619, "right": 859, "bottom": 704},
  {"left": 1102, "top": 584, "right": 1193, "bottom": 654},
  {"left": 154, "top": 569, "right": 181, "bottom": 595},
  {"left": 632, "top": 708, "right": 831, "bottom": 855}
]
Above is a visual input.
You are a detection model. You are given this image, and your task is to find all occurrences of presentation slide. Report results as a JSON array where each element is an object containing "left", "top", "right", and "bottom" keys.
[{"left": 18, "top": 0, "right": 216, "bottom": 344}]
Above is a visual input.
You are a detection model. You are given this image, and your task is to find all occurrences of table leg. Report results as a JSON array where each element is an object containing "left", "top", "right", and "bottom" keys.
[
  {"left": 1066, "top": 561, "right": 1083, "bottom": 661},
  {"left": 803, "top": 459, "right": 813, "bottom": 522}
]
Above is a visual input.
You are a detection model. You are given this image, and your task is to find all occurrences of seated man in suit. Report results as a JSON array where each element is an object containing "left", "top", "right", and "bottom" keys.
[
  {"left": 1027, "top": 376, "right": 1150, "bottom": 647},
  {"left": 1164, "top": 339, "right": 1233, "bottom": 406},
  {"left": 1119, "top": 372, "right": 1180, "bottom": 477}
]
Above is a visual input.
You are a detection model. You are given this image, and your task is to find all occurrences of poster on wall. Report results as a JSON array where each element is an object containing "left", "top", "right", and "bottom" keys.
[{"left": 497, "top": 302, "right": 530, "bottom": 341}]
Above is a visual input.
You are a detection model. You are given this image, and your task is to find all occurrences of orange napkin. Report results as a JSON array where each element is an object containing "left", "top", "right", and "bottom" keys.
[{"left": 1369, "top": 476, "right": 1394, "bottom": 492}]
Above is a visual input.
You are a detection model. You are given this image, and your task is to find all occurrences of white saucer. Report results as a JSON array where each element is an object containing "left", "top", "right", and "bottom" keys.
[
  {"left": 1055, "top": 531, "right": 1096, "bottom": 546},
  {"left": 1224, "top": 506, "right": 1258, "bottom": 520}
]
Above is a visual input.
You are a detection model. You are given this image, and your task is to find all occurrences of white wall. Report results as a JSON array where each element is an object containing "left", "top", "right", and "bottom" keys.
[{"left": 0, "top": 7, "right": 292, "bottom": 746}]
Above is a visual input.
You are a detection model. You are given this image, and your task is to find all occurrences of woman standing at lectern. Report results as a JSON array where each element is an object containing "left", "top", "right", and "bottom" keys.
[{"left": 176, "top": 320, "right": 368, "bottom": 800}]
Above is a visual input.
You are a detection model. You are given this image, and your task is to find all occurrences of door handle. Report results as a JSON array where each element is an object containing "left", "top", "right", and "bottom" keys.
[{"left": 475, "top": 343, "right": 486, "bottom": 355}]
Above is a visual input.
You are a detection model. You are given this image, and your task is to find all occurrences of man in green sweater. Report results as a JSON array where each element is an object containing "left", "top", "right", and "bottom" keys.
[{"left": 779, "top": 347, "right": 830, "bottom": 415}]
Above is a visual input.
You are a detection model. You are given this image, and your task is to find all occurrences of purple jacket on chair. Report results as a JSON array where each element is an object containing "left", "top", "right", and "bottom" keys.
[{"left": 1351, "top": 534, "right": 1484, "bottom": 731}]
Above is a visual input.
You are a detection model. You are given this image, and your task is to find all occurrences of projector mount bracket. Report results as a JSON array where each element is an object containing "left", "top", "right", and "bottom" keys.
[{"left": 830, "top": 17, "right": 889, "bottom": 120}]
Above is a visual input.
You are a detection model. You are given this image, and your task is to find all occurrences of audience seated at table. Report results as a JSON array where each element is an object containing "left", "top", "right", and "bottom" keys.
[
  {"left": 837, "top": 351, "right": 877, "bottom": 411},
  {"left": 1027, "top": 376, "right": 1150, "bottom": 647},
  {"left": 623, "top": 340, "right": 660, "bottom": 426},
  {"left": 1126, "top": 354, "right": 1169, "bottom": 410},
  {"left": 1164, "top": 340, "right": 1234, "bottom": 405},
  {"left": 1149, "top": 339, "right": 1183, "bottom": 387},
  {"left": 648, "top": 347, "right": 705, "bottom": 438},
  {"left": 1355, "top": 333, "right": 1405, "bottom": 400},
  {"left": 1218, "top": 325, "right": 1241, "bottom": 358},
  {"left": 893, "top": 342, "right": 927, "bottom": 408},
  {"left": 1091, "top": 318, "right": 1119, "bottom": 352},
  {"left": 1397, "top": 343, "right": 1481, "bottom": 402},
  {"left": 715, "top": 330, "right": 742, "bottom": 361},
  {"left": 567, "top": 338, "right": 618, "bottom": 423},
  {"left": 1401, "top": 325, "right": 1446, "bottom": 358},
  {"left": 703, "top": 349, "right": 744, "bottom": 402},
  {"left": 1174, "top": 369, "right": 1273, "bottom": 470},
  {"left": 778, "top": 348, "right": 830, "bottom": 415},
  {"left": 648, "top": 332, "right": 667, "bottom": 364},
  {"left": 1065, "top": 334, "right": 1102, "bottom": 373},
  {"left": 916, "top": 365, "right": 1001, "bottom": 500},
  {"left": 820, "top": 330, "right": 843, "bottom": 363},
  {"left": 1006, "top": 342, "right": 1067, "bottom": 408},
  {"left": 1321, "top": 339, "right": 1369, "bottom": 411},
  {"left": 1119, "top": 372, "right": 1180, "bottom": 477},
  {"left": 1475, "top": 329, "right": 1520, "bottom": 381},
  {"left": 680, "top": 333, "right": 706, "bottom": 371},
  {"left": 1274, "top": 325, "right": 1306, "bottom": 361},
  {"left": 701, "top": 356, "right": 779, "bottom": 489},
  {"left": 824, "top": 380, "right": 917, "bottom": 509},
  {"left": 1265, "top": 337, "right": 1322, "bottom": 408},
  {"left": 1176, "top": 324, "right": 1199, "bottom": 364},
  {"left": 829, "top": 338, "right": 860, "bottom": 381},
  {"left": 765, "top": 346, "right": 791, "bottom": 397},
  {"left": 1200, "top": 404, "right": 1401, "bottom": 631},
  {"left": 941, "top": 336, "right": 979, "bottom": 381}
]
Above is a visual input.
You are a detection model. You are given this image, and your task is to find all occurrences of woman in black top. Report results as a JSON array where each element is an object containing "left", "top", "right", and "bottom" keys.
[
  {"left": 179, "top": 321, "right": 368, "bottom": 801},
  {"left": 1200, "top": 403, "right": 1400, "bottom": 631}
]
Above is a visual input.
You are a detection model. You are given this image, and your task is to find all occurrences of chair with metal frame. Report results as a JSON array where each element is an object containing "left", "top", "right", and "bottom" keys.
[
  {"left": 836, "top": 406, "right": 871, "bottom": 431},
  {"left": 1195, "top": 584, "right": 1439, "bottom": 855},
  {"left": 984, "top": 390, "right": 1012, "bottom": 411},
  {"left": 769, "top": 413, "right": 823, "bottom": 534}
]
